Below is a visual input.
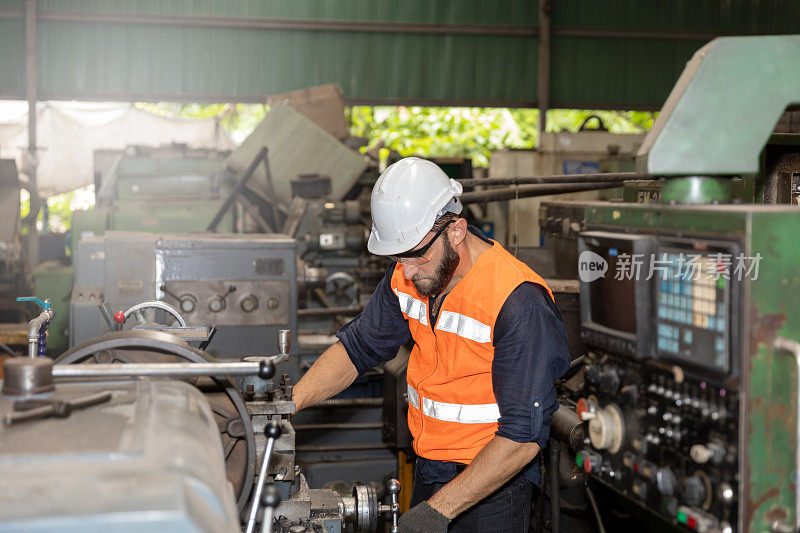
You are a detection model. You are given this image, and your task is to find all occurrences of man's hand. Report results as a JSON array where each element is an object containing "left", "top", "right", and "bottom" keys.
[
  {"left": 426, "top": 436, "right": 540, "bottom": 519},
  {"left": 398, "top": 501, "right": 450, "bottom": 533}
]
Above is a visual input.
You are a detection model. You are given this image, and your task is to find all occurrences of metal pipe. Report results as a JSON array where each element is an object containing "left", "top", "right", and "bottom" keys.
[
  {"left": 261, "top": 505, "right": 275, "bottom": 533},
  {"left": 294, "top": 422, "right": 382, "bottom": 431},
  {"left": 771, "top": 336, "right": 800, "bottom": 533},
  {"left": 457, "top": 172, "right": 650, "bottom": 188},
  {"left": 52, "top": 361, "right": 271, "bottom": 379},
  {"left": 551, "top": 405, "right": 586, "bottom": 454},
  {"left": 22, "top": 0, "right": 40, "bottom": 273},
  {"left": 459, "top": 182, "right": 622, "bottom": 204},
  {"left": 122, "top": 301, "right": 187, "bottom": 327},
  {"left": 35, "top": 10, "right": 537, "bottom": 37},
  {"left": 19, "top": 10, "right": 749, "bottom": 42},
  {"left": 246, "top": 423, "right": 278, "bottom": 533},
  {"left": 298, "top": 306, "right": 365, "bottom": 318},
  {"left": 295, "top": 443, "right": 393, "bottom": 452},
  {"left": 309, "top": 398, "right": 383, "bottom": 408},
  {"left": 26, "top": 309, "right": 52, "bottom": 358},
  {"left": 536, "top": 0, "right": 551, "bottom": 145}
]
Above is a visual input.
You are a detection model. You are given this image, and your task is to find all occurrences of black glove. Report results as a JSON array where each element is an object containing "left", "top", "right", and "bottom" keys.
[{"left": 398, "top": 501, "right": 450, "bottom": 533}]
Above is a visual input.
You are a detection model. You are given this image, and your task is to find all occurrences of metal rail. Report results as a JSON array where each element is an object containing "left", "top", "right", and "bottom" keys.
[
  {"left": 457, "top": 172, "right": 652, "bottom": 187},
  {"left": 52, "top": 361, "right": 271, "bottom": 379},
  {"left": 459, "top": 182, "right": 622, "bottom": 204},
  {"left": 771, "top": 336, "right": 800, "bottom": 533}
]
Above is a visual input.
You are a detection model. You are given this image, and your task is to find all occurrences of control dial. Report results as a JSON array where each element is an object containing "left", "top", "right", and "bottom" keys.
[
  {"left": 682, "top": 472, "right": 712, "bottom": 509},
  {"left": 588, "top": 403, "right": 625, "bottom": 454}
]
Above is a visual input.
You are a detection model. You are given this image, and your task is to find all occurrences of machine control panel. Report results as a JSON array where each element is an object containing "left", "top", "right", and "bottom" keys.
[
  {"left": 576, "top": 355, "right": 739, "bottom": 531},
  {"left": 576, "top": 231, "right": 742, "bottom": 532}
]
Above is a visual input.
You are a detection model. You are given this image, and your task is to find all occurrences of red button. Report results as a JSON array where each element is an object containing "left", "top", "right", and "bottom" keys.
[
  {"left": 633, "top": 462, "right": 640, "bottom": 472},
  {"left": 113, "top": 311, "right": 126, "bottom": 323},
  {"left": 584, "top": 459, "right": 592, "bottom": 473},
  {"left": 577, "top": 398, "right": 588, "bottom": 419},
  {"left": 687, "top": 516, "right": 697, "bottom": 529}
]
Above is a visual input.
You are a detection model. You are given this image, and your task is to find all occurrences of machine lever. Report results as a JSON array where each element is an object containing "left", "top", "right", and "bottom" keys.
[
  {"left": 259, "top": 485, "right": 281, "bottom": 533},
  {"left": 246, "top": 421, "right": 282, "bottom": 533},
  {"left": 5, "top": 391, "right": 112, "bottom": 426},
  {"left": 382, "top": 478, "right": 401, "bottom": 533}
]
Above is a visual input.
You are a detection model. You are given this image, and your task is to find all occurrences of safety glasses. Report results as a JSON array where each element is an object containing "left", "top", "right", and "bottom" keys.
[{"left": 388, "top": 220, "right": 454, "bottom": 265}]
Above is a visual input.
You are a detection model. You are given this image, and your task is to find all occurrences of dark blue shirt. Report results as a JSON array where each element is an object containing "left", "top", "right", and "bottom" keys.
[{"left": 337, "top": 231, "right": 570, "bottom": 486}]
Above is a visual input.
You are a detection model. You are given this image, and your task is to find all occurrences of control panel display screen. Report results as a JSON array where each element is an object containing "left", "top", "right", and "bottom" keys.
[
  {"left": 588, "top": 245, "right": 636, "bottom": 334},
  {"left": 655, "top": 250, "right": 730, "bottom": 373}
]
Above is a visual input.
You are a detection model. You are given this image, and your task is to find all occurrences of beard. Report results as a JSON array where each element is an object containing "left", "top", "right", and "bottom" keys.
[{"left": 412, "top": 234, "right": 460, "bottom": 297}]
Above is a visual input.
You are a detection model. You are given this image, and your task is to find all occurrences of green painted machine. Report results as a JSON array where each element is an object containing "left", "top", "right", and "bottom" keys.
[
  {"left": 569, "top": 35, "right": 800, "bottom": 533},
  {"left": 72, "top": 145, "right": 235, "bottom": 241}
]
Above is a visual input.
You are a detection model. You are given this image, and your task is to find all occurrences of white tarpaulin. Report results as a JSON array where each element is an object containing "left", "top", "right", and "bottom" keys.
[{"left": 0, "top": 101, "right": 236, "bottom": 197}]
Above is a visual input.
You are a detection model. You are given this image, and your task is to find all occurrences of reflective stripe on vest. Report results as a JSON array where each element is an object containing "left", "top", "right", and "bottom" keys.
[
  {"left": 408, "top": 384, "right": 499, "bottom": 424},
  {"left": 394, "top": 289, "right": 428, "bottom": 326},
  {"left": 407, "top": 383, "right": 419, "bottom": 409},
  {"left": 435, "top": 311, "right": 492, "bottom": 344}
]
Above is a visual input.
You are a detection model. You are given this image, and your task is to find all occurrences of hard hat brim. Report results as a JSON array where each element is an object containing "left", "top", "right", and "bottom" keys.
[{"left": 367, "top": 229, "right": 425, "bottom": 256}]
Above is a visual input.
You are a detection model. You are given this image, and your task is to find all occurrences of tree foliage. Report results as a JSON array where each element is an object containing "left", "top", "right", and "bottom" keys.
[{"left": 348, "top": 106, "right": 656, "bottom": 167}]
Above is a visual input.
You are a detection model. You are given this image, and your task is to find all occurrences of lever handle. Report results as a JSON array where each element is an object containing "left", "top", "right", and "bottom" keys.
[
  {"left": 277, "top": 330, "right": 291, "bottom": 356},
  {"left": 385, "top": 478, "right": 401, "bottom": 533},
  {"left": 16, "top": 297, "right": 51, "bottom": 310}
]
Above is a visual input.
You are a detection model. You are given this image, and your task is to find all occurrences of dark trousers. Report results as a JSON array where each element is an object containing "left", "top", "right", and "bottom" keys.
[{"left": 409, "top": 465, "right": 534, "bottom": 532}]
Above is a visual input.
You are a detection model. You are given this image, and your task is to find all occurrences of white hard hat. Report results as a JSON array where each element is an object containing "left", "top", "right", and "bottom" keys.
[{"left": 367, "top": 157, "right": 463, "bottom": 256}]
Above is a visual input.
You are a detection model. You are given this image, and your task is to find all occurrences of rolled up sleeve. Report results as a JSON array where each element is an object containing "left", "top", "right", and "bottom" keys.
[
  {"left": 492, "top": 283, "right": 570, "bottom": 448},
  {"left": 336, "top": 263, "right": 411, "bottom": 375}
]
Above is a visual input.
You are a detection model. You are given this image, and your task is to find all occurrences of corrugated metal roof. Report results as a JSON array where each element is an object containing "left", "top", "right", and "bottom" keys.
[
  {"left": 0, "top": 1, "right": 795, "bottom": 108},
  {"left": 38, "top": 0, "right": 537, "bottom": 26}
]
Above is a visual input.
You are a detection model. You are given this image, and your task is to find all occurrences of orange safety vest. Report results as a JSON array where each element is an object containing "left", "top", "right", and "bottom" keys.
[{"left": 390, "top": 239, "right": 554, "bottom": 464}]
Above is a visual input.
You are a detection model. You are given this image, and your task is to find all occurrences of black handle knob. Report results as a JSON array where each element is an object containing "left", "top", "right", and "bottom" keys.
[
  {"left": 259, "top": 360, "right": 276, "bottom": 380},
  {"left": 261, "top": 485, "right": 281, "bottom": 508},
  {"left": 265, "top": 422, "right": 282, "bottom": 440}
]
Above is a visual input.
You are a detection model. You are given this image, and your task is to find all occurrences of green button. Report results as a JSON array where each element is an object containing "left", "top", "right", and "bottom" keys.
[
  {"left": 717, "top": 277, "right": 726, "bottom": 289},
  {"left": 677, "top": 510, "right": 687, "bottom": 524},
  {"left": 576, "top": 453, "right": 583, "bottom": 468}
]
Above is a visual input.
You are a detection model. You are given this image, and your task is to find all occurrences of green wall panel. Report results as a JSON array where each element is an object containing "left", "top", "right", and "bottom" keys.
[
  {"left": 36, "top": 20, "right": 537, "bottom": 104},
  {"left": 0, "top": 16, "right": 24, "bottom": 98},
  {"left": 0, "top": 1, "right": 793, "bottom": 107},
  {"left": 550, "top": 37, "right": 703, "bottom": 108}
]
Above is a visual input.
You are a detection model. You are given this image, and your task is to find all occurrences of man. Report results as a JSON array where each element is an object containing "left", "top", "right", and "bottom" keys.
[{"left": 293, "top": 157, "right": 569, "bottom": 532}]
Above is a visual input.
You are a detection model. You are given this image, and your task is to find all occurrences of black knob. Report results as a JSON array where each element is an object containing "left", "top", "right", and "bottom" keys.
[
  {"left": 585, "top": 364, "right": 602, "bottom": 384},
  {"left": 261, "top": 485, "right": 281, "bottom": 508},
  {"left": 600, "top": 368, "right": 620, "bottom": 394},
  {"left": 265, "top": 422, "right": 282, "bottom": 440},
  {"left": 683, "top": 475, "right": 706, "bottom": 507},
  {"left": 259, "top": 360, "right": 276, "bottom": 380}
]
